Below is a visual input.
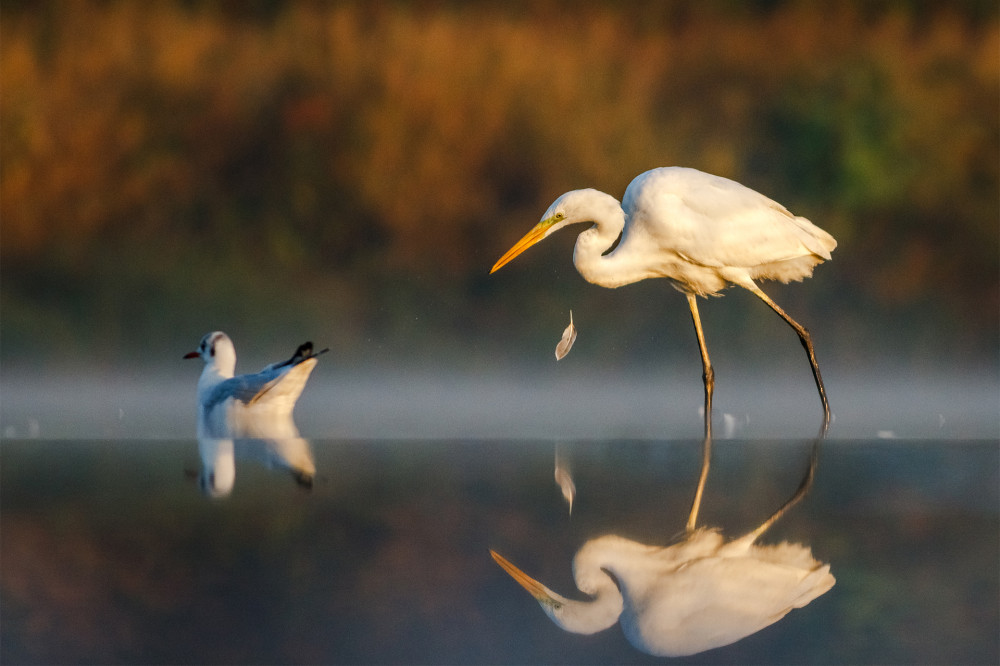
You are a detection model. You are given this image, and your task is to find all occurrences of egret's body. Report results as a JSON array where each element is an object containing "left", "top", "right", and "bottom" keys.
[
  {"left": 184, "top": 332, "right": 328, "bottom": 439},
  {"left": 492, "top": 167, "right": 836, "bottom": 433},
  {"left": 492, "top": 530, "right": 834, "bottom": 657}
]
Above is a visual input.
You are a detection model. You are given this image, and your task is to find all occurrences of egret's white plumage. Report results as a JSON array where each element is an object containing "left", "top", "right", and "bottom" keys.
[
  {"left": 492, "top": 167, "right": 836, "bottom": 433},
  {"left": 184, "top": 331, "right": 328, "bottom": 439}
]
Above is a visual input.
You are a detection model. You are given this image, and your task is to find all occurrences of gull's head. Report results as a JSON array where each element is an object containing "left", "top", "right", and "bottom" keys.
[
  {"left": 184, "top": 331, "right": 237, "bottom": 376},
  {"left": 490, "top": 189, "right": 620, "bottom": 273}
]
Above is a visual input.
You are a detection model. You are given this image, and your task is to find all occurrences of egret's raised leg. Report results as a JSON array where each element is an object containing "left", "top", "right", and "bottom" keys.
[
  {"left": 743, "top": 440, "right": 819, "bottom": 544},
  {"left": 745, "top": 283, "right": 831, "bottom": 432},
  {"left": 686, "top": 432, "right": 712, "bottom": 533},
  {"left": 686, "top": 293, "right": 714, "bottom": 439}
]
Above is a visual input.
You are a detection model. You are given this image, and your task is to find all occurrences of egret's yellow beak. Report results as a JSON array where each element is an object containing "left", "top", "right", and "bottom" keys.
[
  {"left": 490, "top": 219, "right": 553, "bottom": 274},
  {"left": 490, "top": 549, "right": 553, "bottom": 603}
]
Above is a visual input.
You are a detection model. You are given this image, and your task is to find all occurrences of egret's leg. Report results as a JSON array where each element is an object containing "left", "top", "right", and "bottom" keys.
[
  {"left": 686, "top": 293, "right": 714, "bottom": 439},
  {"left": 685, "top": 294, "right": 715, "bottom": 532},
  {"left": 745, "top": 283, "right": 831, "bottom": 431},
  {"left": 686, "top": 432, "right": 712, "bottom": 532},
  {"left": 744, "top": 440, "right": 819, "bottom": 544}
]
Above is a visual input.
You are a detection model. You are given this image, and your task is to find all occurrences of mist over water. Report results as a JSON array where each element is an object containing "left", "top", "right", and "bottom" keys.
[{"left": 2, "top": 364, "right": 996, "bottom": 441}]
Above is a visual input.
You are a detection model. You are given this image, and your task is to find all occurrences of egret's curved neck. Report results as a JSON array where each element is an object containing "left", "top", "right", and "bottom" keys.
[
  {"left": 547, "top": 574, "right": 623, "bottom": 635},
  {"left": 569, "top": 198, "right": 646, "bottom": 289},
  {"left": 541, "top": 536, "right": 632, "bottom": 635}
]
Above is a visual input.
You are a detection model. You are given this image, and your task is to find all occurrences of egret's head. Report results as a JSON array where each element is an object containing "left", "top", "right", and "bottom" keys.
[
  {"left": 490, "top": 549, "right": 623, "bottom": 635},
  {"left": 491, "top": 189, "right": 609, "bottom": 274}
]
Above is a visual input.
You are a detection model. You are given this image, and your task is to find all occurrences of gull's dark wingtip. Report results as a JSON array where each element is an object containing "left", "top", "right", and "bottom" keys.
[{"left": 293, "top": 341, "right": 330, "bottom": 362}]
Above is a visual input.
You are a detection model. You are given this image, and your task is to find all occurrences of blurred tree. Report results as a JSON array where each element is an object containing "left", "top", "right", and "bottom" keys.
[{"left": 0, "top": 1, "right": 996, "bottom": 370}]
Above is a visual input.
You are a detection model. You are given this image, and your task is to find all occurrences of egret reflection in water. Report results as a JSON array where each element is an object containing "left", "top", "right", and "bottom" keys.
[{"left": 492, "top": 437, "right": 833, "bottom": 657}]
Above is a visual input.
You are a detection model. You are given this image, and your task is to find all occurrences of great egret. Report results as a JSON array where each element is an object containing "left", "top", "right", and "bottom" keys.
[
  {"left": 491, "top": 167, "right": 836, "bottom": 435},
  {"left": 184, "top": 332, "right": 328, "bottom": 439},
  {"left": 491, "top": 441, "right": 833, "bottom": 657}
]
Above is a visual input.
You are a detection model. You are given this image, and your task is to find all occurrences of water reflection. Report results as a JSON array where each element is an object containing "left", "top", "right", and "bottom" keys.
[
  {"left": 493, "top": 436, "right": 833, "bottom": 657},
  {"left": 197, "top": 432, "right": 315, "bottom": 498},
  {"left": 2, "top": 437, "right": 995, "bottom": 663},
  {"left": 195, "top": 404, "right": 316, "bottom": 498},
  {"left": 553, "top": 443, "right": 575, "bottom": 515}
]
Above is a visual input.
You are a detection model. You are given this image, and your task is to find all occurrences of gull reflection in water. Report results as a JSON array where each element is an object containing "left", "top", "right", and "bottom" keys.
[
  {"left": 183, "top": 331, "right": 325, "bottom": 498},
  {"left": 197, "top": 431, "right": 316, "bottom": 498},
  {"left": 492, "top": 437, "right": 834, "bottom": 657}
]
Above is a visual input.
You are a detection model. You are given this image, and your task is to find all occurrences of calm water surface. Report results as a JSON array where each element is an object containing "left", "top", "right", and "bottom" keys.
[{"left": 1, "top": 437, "right": 997, "bottom": 664}]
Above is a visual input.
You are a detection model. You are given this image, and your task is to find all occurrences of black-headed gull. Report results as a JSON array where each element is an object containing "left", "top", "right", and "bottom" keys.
[{"left": 184, "top": 331, "right": 328, "bottom": 439}]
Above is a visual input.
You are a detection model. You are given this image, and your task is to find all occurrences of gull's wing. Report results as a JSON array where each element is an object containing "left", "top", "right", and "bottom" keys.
[{"left": 203, "top": 342, "right": 328, "bottom": 414}]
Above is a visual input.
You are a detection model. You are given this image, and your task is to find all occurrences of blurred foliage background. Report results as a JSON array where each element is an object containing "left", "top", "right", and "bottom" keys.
[{"left": 2, "top": 0, "right": 997, "bottom": 376}]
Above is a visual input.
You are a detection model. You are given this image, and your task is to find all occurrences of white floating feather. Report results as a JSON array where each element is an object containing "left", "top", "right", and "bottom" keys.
[{"left": 555, "top": 310, "right": 578, "bottom": 360}]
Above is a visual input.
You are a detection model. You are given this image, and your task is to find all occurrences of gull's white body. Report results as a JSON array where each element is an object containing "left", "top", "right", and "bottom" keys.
[
  {"left": 492, "top": 529, "right": 834, "bottom": 658},
  {"left": 186, "top": 331, "right": 325, "bottom": 440},
  {"left": 185, "top": 332, "right": 325, "bottom": 497}
]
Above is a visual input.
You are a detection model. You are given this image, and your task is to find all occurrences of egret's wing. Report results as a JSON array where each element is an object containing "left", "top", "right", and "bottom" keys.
[
  {"left": 627, "top": 168, "right": 835, "bottom": 274},
  {"left": 625, "top": 552, "right": 834, "bottom": 657}
]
